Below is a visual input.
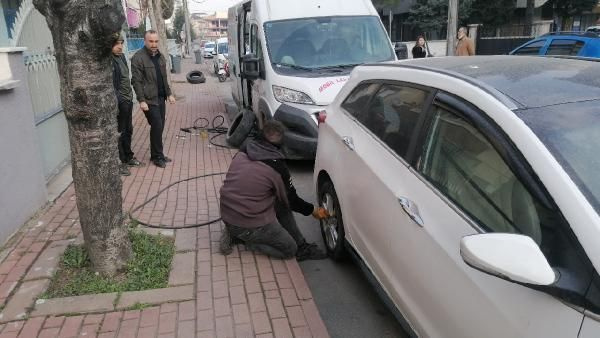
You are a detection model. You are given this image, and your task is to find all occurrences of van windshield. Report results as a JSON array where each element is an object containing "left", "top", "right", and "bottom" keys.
[
  {"left": 205, "top": 43, "right": 215, "bottom": 49},
  {"left": 264, "top": 16, "right": 394, "bottom": 71}
]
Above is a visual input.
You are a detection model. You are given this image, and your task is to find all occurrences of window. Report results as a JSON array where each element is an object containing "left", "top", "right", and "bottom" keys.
[
  {"left": 418, "top": 103, "right": 596, "bottom": 307},
  {"left": 512, "top": 40, "right": 546, "bottom": 55},
  {"left": 357, "top": 84, "right": 428, "bottom": 158},
  {"left": 546, "top": 39, "right": 585, "bottom": 56},
  {"left": 341, "top": 83, "right": 379, "bottom": 117}
]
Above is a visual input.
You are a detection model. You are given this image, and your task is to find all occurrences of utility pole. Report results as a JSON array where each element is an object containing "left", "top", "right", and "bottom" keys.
[
  {"left": 183, "top": 0, "right": 192, "bottom": 57},
  {"left": 446, "top": 0, "right": 458, "bottom": 56}
]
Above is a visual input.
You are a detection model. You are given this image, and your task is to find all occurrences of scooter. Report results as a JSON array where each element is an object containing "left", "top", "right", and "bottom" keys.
[{"left": 218, "top": 59, "right": 230, "bottom": 82}]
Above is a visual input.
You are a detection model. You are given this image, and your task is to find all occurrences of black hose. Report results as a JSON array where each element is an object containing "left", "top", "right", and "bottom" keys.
[{"left": 129, "top": 172, "right": 227, "bottom": 229}]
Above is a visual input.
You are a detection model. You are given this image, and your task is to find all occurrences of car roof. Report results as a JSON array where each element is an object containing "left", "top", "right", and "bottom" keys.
[{"left": 371, "top": 55, "right": 600, "bottom": 109}]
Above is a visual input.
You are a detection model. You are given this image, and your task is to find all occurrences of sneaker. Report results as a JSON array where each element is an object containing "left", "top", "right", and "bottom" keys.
[
  {"left": 152, "top": 159, "right": 166, "bottom": 168},
  {"left": 119, "top": 164, "right": 131, "bottom": 176},
  {"left": 126, "top": 158, "right": 142, "bottom": 167},
  {"left": 219, "top": 229, "right": 233, "bottom": 255},
  {"left": 296, "top": 242, "right": 328, "bottom": 261}
]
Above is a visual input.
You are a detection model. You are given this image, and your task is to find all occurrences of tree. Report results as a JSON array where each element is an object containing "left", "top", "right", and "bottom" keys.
[
  {"left": 173, "top": 5, "right": 185, "bottom": 43},
  {"left": 406, "top": 0, "right": 473, "bottom": 37},
  {"left": 548, "top": 0, "right": 598, "bottom": 28},
  {"left": 32, "top": 0, "right": 132, "bottom": 276},
  {"left": 469, "top": 0, "right": 516, "bottom": 28}
]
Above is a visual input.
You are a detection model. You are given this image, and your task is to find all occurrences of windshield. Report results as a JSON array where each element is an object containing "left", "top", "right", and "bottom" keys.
[
  {"left": 218, "top": 42, "right": 228, "bottom": 54},
  {"left": 264, "top": 16, "right": 394, "bottom": 71},
  {"left": 205, "top": 43, "right": 215, "bottom": 49},
  {"left": 518, "top": 100, "right": 600, "bottom": 214}
]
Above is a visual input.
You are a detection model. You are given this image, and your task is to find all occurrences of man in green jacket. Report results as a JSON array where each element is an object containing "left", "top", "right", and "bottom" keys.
[{"left": 131, "top": 30, "right": 176, "bottom": 168}]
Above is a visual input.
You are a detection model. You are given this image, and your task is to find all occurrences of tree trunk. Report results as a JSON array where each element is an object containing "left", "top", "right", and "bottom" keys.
[
  {"left": 33, "top": 0, "right": 132, "bottom": 277},
  {"left": 148, "top": 0, "right": 173, "bottom": 84}
]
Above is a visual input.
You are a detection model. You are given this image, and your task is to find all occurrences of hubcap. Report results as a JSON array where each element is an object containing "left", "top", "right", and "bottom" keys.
[{"left": 321, "top": 193, "right": 339, "bottom": 250}]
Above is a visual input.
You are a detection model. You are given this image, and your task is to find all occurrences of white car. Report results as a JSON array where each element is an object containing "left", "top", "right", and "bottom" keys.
[
  {"left": 314, "top": 55, "right": 600, "bottom": 337},
  {"left": 203, "top": 42, "right": 216, "bottom": 58}
]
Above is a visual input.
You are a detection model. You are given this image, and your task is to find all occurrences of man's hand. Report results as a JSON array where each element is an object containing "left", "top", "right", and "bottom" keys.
[
  {"left": 168, "top": 95, "right": 176, "bottom": 104},
  {"left": 312, "top": 207, "right": 330, "bottom": 220},
  {"left": 140, "top": 102, "right": 149, "bottom": 112}
]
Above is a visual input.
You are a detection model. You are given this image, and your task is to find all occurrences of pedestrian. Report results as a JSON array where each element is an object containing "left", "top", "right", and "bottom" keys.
[
  {"left": 412, "top": 35, "right": 428, "bottom": 59},
  {"left": 219, "top": 120, "right": 329, "bottom": 261},
  {"left": 131, "top": 30, "right": 176, "bottom": 168},
  {"left": 455, "top": 27, "right": 475, "bottom": 56},
  {"left": 111, "top": 33, "right": 142, "bottom": 176}
]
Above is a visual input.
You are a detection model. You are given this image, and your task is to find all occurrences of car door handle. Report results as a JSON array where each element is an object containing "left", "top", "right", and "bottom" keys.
[
  {"left": 342, "top": 136, "right": 355, "bottom": 151},
  {"left": 398, "top": 197, "right": 424, "bottom": 227}
]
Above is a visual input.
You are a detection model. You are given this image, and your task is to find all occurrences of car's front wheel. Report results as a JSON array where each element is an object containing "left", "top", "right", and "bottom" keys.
[{"left": 319, "top": 180, "right": 346, "bottom": 260}]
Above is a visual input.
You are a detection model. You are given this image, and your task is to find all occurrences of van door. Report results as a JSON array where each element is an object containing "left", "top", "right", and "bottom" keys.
[
  {"left": 249, "top": 22, "right": 265, "bottom": 119},
  {"left": 229, "top": 6, "right": 243, "bottom": 108}
]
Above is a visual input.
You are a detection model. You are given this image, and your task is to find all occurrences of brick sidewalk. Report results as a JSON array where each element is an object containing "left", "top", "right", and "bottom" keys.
[{"left": 0, "top": 58, "right": 329, "bottom": 338}]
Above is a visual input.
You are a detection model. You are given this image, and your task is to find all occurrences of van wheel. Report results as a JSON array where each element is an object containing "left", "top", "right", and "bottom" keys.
[
  {"left": 226, "top": 109, "right": 256, "bottom": 147},
  {"left": 318, "top": 180, "right": 346, "bottom": 260}
]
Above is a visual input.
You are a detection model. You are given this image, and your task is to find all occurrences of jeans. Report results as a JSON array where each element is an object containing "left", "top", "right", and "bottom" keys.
[
  {"left": 226, "top": 202, "right": 307, "bottom": 259},
  {"left": 117, "top": 100, "right": 135, "bottom": 163},
  {"left": 143, "top": 98, "right": 166, "bottom": 161}
]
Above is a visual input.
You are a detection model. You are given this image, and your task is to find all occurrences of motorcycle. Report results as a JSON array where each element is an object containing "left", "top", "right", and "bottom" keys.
[{"left": 218, "top": 59, "right": 230, "bottom": 82}]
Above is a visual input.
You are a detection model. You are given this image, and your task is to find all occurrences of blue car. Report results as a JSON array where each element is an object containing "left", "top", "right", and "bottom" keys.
[{"left": 510, "top": 31, "right": 600, "bottom": 58}]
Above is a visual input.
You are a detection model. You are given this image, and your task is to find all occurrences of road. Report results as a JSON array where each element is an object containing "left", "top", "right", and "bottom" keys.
[{"left": 210, "top": 70, "right": 406, "bottom": 338}]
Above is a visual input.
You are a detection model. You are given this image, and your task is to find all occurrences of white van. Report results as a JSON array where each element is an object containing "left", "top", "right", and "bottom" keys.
[
  {"left": 213, "top": 37, "right": 229, "bottom": 74},
  {"left": 226, "top": 0, "right": 395, "bottom": 158}
]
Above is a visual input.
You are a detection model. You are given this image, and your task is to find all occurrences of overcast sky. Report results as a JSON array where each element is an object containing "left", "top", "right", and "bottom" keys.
[{"left": 188, "top": 0, "right": 240, "bottom": 14}]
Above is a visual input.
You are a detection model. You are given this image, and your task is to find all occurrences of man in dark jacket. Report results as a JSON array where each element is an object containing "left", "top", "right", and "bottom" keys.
[
  {"left": 111, "top": 34, "right": 142, "bottom": 176},
  {"left": 131, "top": 30, "right": 176, "bottom": 168},
  {"left": 219, "top": 121, "right": 329, "bottom": 260}
]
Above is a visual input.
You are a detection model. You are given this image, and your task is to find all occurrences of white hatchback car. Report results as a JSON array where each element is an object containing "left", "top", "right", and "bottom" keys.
[{"left": 314, "top": 55, "right": 600, "bottom": 337}]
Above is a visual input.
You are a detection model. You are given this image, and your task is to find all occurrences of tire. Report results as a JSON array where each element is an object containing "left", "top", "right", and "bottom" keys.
[
  {"left": 226, "top": 109, "right": 256, "bottom": 147},
  {"left": 318, "top": 180, "right": 346, "bottom": 260},
  {"left": 218, "top": 73, "right": 227, "bottom": 82},
  {"left": 186, "top": 70, "right": 206, "bottom": 84}
]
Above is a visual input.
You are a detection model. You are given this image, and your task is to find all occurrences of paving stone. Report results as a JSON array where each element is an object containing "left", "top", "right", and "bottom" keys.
[
  {"left": 24, "top": 241, "right": 69, "bottom": 281},
  {"left": 215, "top": 316, "right": 233, "bottom": 338},
  {"left": 17, "top": 317, "right": 44, "bottom": 337},
  {"left": 31, "top": 293, "right": 117, "bottom": 317},
  {"left": 266, "top": 298, "right": 286, "bottom": 319},
  {"left": 286, "top": 306, "right": 307, "bottom": 328},
  {"left": 251, "top": 312, "right": 271, "bottom": 335},
  {"left": 174, "top": 229, "right": 197, "bottom": 252},
  {"left": 272, "top": 318, "right": 293, "bottom": 338},
  {"left": 301, "top": 299, "right": 329, "bottom": 338},
  {"left": 116, "top": 285, "right": 194, "bottom": 309},
  {"left": 58, "top": 315, "right": 83, "bottom": 337},
  {"left": 168, "top": 253, "right": 195, "bottom": 286},
  {"left": 286, "top": 260, "right": 313, "bottom": 301},
  {"left": 1, "top": 279, "right": 50, "bottom": 322}
]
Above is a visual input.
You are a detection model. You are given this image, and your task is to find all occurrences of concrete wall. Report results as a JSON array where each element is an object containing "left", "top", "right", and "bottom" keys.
[{"left": 0, "top": 48, "right": 48, "bottom": 242}]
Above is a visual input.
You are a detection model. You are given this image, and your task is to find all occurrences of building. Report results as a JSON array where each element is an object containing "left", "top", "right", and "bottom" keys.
[{"left": 191, "top": 11, "right": 227, "bottom": 41}]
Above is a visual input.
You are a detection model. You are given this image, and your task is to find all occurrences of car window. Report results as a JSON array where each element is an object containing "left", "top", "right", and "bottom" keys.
[
  {"left": 546, "top": 39, "right": 585, "bottom": 56},
  {"left": 512, "top": 40, "right": 546, "bottom": 55},
  {"left": 341, "top": 83, "right": 379, "bottom": 117},
  {"left": 359, "top": 84, "right": 428, "bottom": 158}
]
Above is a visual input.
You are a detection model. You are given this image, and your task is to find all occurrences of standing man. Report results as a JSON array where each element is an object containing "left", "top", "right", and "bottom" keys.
[
  {"left": 111, "top": 33, "right": 142, "bottom": 176},
  {"left": 219, "top": 121, "right": 329, "bottom": 261},
  {"left": 131, "top": 30, "right": 176, "bottom": 168},
  {"left": 455, "top": 27, "right": 475, "bottom": 56}
]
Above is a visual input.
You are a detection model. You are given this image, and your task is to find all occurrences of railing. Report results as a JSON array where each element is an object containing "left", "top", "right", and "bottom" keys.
[{"left": 23, "top": 51, "right": 63, "bottom": 125}]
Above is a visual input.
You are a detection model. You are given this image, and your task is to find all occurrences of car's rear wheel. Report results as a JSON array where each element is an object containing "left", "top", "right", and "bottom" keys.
[{"left": 319, "top": 180, "right": 346, "bottom": 260}]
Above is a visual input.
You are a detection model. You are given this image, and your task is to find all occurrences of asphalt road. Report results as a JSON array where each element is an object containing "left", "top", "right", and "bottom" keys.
[{"left": 212, "top": 73, "right": 406, "bottom": 338}]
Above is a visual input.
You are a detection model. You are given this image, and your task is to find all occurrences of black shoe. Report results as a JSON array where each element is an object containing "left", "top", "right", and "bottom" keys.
[
  {"left": 152, "top": 159, "right": 166, "bottom": 168},
  {"left": 296, "top": 242, "right": 328, "bottom": 261},
  {"left": 119, "top": 164, "right": 131, "bottom": 176},
  {"left": 126, "top": 157, "right": 142, "bottom": 167},
  {"left": 219, "top": 230, "right": 233, "bottom": 255},
  {"left": 162, "top": 156, "right": 172, "bottom": 163}
]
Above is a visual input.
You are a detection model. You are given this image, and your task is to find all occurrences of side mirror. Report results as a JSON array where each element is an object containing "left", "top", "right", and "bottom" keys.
[
  {"left": 212, "top": 50, "right": 217, "bottom": 55},
  {"left": 242, "top": 53, "right": 260, "bottom": 80},
  {"left": 460, "top": 233, "right": 556, "bottom": 286}
]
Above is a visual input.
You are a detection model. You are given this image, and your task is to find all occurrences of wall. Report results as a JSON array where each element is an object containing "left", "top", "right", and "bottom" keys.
[
  {"left": 400, "top": 40, "right": 448, "bottom": 58},
  {"left": 0, "top": 48, "right": 48, "bottom": 242}
]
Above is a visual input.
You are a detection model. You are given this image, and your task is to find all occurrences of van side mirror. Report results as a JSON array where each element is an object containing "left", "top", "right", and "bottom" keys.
[
  {"left": 242, "top": 53, "right": 260, "bottom": 80},
  {"left": 460, "top": 233, "right": 556, "bottom": 286}
]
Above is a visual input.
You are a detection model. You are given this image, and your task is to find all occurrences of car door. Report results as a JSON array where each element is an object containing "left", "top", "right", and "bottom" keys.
[
  {"left": 385, "top": 92, "right": 589, "bottom": 337},
  {"left": 333, "top": 81, "right": 435, "bottom": 328}
]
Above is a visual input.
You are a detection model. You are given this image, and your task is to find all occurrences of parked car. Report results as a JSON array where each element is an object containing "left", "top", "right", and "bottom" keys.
[
  {"left": 203, "top": 42, "right": 216, "bottom": 58},
  {"left": 510, "top": 31, "right": 600, "bottom": 58},
  {"left": 226, "top": 0, "right": 395, "bottom": 159},
  {"left": 587, "top": 26, "right": 600, "bottom": 33},
  {"left": 314, "top": 55, "right": 600, "bottom": 337}
]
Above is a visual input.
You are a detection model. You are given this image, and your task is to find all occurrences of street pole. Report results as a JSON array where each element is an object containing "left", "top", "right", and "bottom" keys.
[
  {"left": 183, "top": 0, "right": 192, "bottom": 57},
  {"left": 446, "top": 0, "right": 458, "bottom": 56}
]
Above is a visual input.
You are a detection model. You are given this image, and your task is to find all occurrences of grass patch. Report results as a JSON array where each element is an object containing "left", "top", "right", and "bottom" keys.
[{"left": 41, "top": 230, "right": 174, "bottom": 299}]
